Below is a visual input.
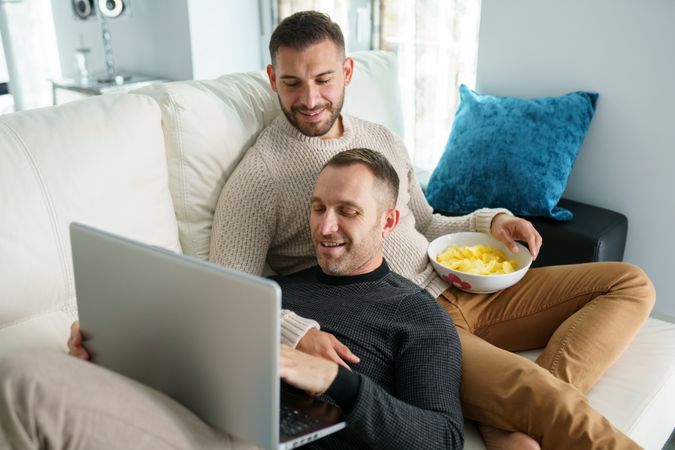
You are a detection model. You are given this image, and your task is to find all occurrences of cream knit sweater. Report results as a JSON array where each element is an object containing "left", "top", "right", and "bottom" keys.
[{"left": 209, "top": 114, "right": 508, "bottom": 346}]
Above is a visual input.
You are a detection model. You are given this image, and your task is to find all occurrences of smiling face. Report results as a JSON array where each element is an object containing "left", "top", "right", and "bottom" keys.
[
  {"left": 310, "top": 163, "right": 399, "bottom": 276},
  {"left": 267, "top": 39, "right": 354, "bottom": 140}
]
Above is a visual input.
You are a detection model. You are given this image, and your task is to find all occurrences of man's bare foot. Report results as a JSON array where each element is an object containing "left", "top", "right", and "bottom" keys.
[{"left": 479, "top": 424, "right": 540, "bottom": 450}]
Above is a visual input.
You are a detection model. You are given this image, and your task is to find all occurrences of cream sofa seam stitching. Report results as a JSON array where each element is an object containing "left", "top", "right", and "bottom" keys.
[
  {"left": 165, "top": 90, "right": 194, "bottom": 253},
  {"left": 0, "top": 310, "right": 65, "bottom": 331},
  {"left": 0, "top": 121, "right": 73, "bottom": 309}
]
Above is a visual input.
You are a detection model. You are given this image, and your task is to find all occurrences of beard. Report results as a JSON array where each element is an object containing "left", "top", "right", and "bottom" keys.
[
  {"left": 313, "top": 224, "right": 383, "bottom": 277},
  {"left": 279, "top": 89, "right": 345, "bottom": 137}
]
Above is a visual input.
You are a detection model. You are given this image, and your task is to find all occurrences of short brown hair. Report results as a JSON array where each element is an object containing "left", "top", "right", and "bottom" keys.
[
  {"left": 269, "top": 11, "right": 345, "bottom": 65},
  {"left": 323, "top": 148, "right": 400, "bottom": 209}
]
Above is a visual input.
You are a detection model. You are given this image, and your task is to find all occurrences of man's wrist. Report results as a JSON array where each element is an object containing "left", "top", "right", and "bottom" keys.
[
  {"left": 484, "top": 209, "right": 513, "bottom": 234},
  {"left": 490, "top": 212, "right": 506, "bottom": 233},
  {"left": 295, "top": 328, "right": 319, "bottom": 352},
  {"left": 281, "top": 311, "right": 320, "bottom": 348},
  {"left": 474, "top": 208, "right": 510, "bottom": 234}
]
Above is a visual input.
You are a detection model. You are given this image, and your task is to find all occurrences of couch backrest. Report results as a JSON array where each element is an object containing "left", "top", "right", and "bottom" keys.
[
  {"left": 0, "top": 94, "right": 181, "bottom": 325},
  {"left": 137, "top": 50, "right": 403, "bottom": 260}
]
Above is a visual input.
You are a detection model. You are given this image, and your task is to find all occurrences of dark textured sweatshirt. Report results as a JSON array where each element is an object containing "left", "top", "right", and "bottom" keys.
[{"left": 273, "top": 260, "right": 463, "bottom": 450}]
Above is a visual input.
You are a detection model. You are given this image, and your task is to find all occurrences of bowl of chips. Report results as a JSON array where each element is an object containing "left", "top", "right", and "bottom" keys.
[{"left": 428, "top": 232, "right": 532, "bottom": 294}]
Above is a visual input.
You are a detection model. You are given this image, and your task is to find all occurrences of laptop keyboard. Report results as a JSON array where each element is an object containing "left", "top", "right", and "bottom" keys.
[{"left": 280, "top": 404, "right": 322, "bottom": 436}]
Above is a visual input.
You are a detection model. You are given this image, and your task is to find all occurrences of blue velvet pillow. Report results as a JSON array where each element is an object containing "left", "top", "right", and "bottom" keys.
[{"left": 425, "top": 85, "right": 598, "bottom": 221}]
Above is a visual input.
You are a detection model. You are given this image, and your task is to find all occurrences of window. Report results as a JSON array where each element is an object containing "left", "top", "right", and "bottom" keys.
[
  {"left": 0, "top": 28, "right": 13, "bottom": 113},
  {"left": 0, "top": 0, "right": 61, "bottom": 111},
  {"left": 276, "top": 0, "right": 481, "bottom": 171}
]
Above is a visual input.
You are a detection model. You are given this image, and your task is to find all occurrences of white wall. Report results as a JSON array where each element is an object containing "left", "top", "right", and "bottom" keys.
[
  {"left": 50, "top": 0, "right": 264, "bottom": 82},
  {"left": 186, "top": 0, "right": 262, "bottom": 79},
  {"left": 477, "top": 0, "right": 675, "bottom": 319},
  {"left": 51, "top": 0, "right": 193, "bottom": 81}
]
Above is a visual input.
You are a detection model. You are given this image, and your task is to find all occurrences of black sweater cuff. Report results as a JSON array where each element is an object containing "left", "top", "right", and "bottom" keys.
[{"left": 326, "top": 365, "right": 361, "bottom": 413}]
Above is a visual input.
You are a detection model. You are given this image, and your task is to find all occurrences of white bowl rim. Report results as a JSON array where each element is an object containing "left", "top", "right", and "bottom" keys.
[{"left": 428, "top": 232, "right": 532, "bottom": 278}]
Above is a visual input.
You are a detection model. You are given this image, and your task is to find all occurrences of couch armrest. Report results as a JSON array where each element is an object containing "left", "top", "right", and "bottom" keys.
[{"left": 528, "top": 198, "right": 627, "bottom": 268}]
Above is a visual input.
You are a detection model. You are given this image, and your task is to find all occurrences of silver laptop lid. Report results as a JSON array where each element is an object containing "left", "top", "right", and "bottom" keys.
[{"left": 71, "top": 222, "right": 281, "bottom": 450}]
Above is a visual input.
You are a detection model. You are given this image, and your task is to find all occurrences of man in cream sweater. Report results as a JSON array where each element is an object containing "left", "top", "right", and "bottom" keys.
[{"left": 209, "top": 10, "right": 655, "bottom": 450}]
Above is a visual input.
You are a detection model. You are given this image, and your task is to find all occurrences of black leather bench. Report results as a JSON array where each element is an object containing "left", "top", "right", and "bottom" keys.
[
  {"left": 433, "top": 198, "right": 628, "bottom": 268},
  {"left": 527, "top": 198, "right": 627, "bottom": 268}
]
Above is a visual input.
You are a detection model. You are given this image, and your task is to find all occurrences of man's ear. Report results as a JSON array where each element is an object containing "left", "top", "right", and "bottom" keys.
[
  {"left": 266, "top": 64, "right": 278, "bottom": 92},
  {"left": 381, "top": 208, "right": 400, "bottom": 239},
  {"left": 343, "top": 57, "right": 354, "bottom": 86}
]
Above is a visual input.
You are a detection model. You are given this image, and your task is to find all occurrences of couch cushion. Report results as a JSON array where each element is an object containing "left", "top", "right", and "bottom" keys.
[
  {"left": 425, "top": 85, "right": 598, "bottom": 221},
  {"left": 462, "top": 318, "right": 675, "bottom": 450},
  {"left": 135, "top": 73, "right": 279, "bottom": 260},
  {"left": 136, "top": 51, "right": 404, "bottom": 260},
  {"left": 0, "top": 94, "right": 181, "bottom": 325},
  {"left": 0, "top": 311, "right": 71, "bottom": 359},
  {"left": 584, "top": 318, "right": 675, "bottom": 449}
]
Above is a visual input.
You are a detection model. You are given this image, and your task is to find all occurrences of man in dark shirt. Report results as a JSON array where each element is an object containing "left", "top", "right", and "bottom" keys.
[
  {"left": 274, "top": 148, "right": 464, "bottom": 449},
  {"left": 0, "top": 149, "right": 462, "bottom": 450}
]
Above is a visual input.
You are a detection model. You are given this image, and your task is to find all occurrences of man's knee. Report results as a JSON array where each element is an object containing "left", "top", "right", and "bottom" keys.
[
  {"left": 0, "top": 351, "right": 66, "bottom": 444},
  {"left": 0, "top": 351, "right": 48, "bottom": 386},
  {"left": 614, "top": 262, "right": 656, "bottom": 314},
  {"left": 0, "top": 351, "right": 77, "bottom": 400},
  {"left": 0, "top": 351, "right": 64, "bottom": 389}
]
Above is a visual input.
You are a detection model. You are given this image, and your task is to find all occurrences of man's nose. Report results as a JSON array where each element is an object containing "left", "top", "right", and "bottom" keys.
[
  {"left": 319, "top": 210, "right": 339, "bottom": 235},
  {"left": 300, "top": 84, "right": 320, "bottom": 110}
]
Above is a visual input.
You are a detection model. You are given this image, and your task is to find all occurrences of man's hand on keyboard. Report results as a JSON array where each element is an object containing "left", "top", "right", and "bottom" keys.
[{"left": 280, "top": 344, "right": 338, "bottom": 397}]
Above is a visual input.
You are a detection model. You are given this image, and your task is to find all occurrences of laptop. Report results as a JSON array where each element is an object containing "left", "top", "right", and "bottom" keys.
[{"left": 70, "top": 222, "right": 346, "bottom": 450}]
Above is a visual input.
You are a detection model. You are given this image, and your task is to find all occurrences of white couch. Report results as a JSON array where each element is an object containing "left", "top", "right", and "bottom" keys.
[{"left": 1, "top": 51, "right": 673, "bottom": 449}]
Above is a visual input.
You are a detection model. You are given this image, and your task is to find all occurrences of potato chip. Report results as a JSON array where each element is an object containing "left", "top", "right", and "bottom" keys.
[{"left": 436, "top": 244, "right": 520, "bottom": 275}]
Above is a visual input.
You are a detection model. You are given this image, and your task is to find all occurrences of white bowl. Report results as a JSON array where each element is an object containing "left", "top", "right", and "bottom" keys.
[{"left": 428, "top": 232, "right": 532, "bottom": 294}]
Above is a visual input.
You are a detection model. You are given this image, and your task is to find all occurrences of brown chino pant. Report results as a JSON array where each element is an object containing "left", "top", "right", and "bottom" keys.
[{"left": 436, "top": 261, "right": 655, "bottom": 450}]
